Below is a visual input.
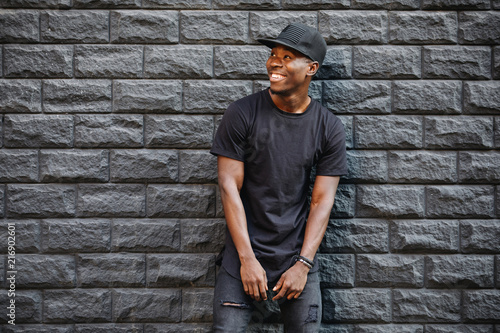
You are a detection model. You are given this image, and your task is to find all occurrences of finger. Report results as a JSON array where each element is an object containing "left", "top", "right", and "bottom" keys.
[
  {"left": 272, "top": 285, "right": 288, "bottom": 301},
  {"left": 259, "top": 281, "right": 268, "bottom": 300},
  {"left": 273, "top": 276, "right": 284, "bottom": 292}
]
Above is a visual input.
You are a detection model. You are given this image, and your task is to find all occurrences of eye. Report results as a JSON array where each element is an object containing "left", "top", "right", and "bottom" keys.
[{"left": 284, "top": 55, "right": 292, "bottom": 59}]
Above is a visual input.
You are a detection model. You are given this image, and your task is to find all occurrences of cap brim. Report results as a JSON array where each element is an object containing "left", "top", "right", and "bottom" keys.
[{"left": 257, "top": 38, "right": 312, "bottom": 61}]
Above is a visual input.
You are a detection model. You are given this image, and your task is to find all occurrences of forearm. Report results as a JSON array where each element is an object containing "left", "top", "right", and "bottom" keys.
[
  {"left": 300, "top": 199, "right": 333, "bottom": 260},
  {"left": 299, "top": 175, "right": 339, "bottom": 261},
  {"left": 219, "top": 185, "right": 255, "bottom": 262}
]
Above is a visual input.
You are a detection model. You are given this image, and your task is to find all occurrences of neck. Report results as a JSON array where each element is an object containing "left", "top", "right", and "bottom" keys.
[{"left": 268, "top": 88, "right": 311, "bottom": 114}]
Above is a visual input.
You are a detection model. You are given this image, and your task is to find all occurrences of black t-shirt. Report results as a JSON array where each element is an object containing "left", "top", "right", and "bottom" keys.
[{"left": 211, "top": 88, "right": 347, "bottom": 283}]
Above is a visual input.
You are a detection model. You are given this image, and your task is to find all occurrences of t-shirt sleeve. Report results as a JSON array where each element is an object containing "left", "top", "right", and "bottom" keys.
[
  {"left": 210, "top": 102, "right": 249, "bottom": 162},
  {"left": 316, "top": 117, "right": 348, "bottom": 176}
]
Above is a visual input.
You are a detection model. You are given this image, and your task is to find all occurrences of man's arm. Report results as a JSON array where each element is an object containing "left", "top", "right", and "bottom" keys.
[
  {"left": 217, "top": 155, "right": 268, "bottom": 301},
  {"left": 273, "top": 175, "right": 340, "bottom": 301}
]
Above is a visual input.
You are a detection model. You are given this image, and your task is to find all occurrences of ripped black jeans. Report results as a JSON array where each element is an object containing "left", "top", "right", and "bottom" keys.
[{"left": 213, "top": 267, "right": 321, "bottom": 333}]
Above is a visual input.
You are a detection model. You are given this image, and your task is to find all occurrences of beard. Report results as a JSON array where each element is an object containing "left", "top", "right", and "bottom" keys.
[{"left": 269, "top": 87, "right": 292, "bottom": 96}]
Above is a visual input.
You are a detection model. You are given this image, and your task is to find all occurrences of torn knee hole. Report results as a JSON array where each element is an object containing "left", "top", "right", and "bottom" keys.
[{"left": 220, "top": 300, "right": 251, "bottom": 309}]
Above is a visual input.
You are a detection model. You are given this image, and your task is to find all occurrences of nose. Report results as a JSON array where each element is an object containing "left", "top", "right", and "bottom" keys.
[{"left": 268, "top": 55, "right": 283, "bottom": 68}]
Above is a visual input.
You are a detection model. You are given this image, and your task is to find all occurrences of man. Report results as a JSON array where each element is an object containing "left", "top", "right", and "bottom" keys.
[{"left": 210, "top": 23, "right": 347, "bottom": 333}]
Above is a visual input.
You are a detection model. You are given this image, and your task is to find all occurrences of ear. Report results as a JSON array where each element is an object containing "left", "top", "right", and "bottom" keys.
[{"left": 306, "top": 62, "right": 320, "bottom": 76}]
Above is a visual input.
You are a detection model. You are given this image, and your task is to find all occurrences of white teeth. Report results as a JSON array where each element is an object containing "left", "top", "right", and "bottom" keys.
[{"left": 271, "top": 74, "right": 284, "bottom": 78}]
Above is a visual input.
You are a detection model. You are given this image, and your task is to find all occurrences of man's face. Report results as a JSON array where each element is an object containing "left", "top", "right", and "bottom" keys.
[{"left": 266, "top": 44, "right": 314, "bottom": 97}]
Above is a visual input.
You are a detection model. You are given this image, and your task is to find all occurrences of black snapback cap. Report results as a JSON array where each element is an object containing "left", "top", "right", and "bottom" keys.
[{"left": 258, "top": 23, "right": 327, "bottom": 67}]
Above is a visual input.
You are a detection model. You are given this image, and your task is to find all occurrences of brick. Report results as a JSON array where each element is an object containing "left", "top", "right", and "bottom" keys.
[
  {"left": 182, "top": 289, "right": 213, "bottom": 322},
  {"left": 145, "top": 324, "right": 213, "bottom": 333},
  {"left": 40, "top": 10, "right": 108, "bottom": 43},
  {"left": 142, "top": 0, "right": 210, "bottom": 8},
  {"left": 352, "top": 0, "right": 419, "bottom": 9},
  {"left": 214, "top": 0, "right": 281, "bottom": 9},
  {"left": 181, "top": 219, "right": 225, "bottom": 253},
  {"left": 464, "top": 82, "right": 500, "bottom": 114},
  {"left": 74, "top": 324, "right": 144, "bottom": 333},
  {"left": 75, "top": 45, "right": 143, "bottom": 78},
  {"left": 357, "top": 185, "right": 425, "bottom": 218},
  {"left": 459, "top": 152, "right": 500, "bottom": 183},
  {"left": 113, "top": 80, "right": 182, "bottom": 113},
  {"left": 426, "top": 255, "right": 494, "bottom": 288},
  {"left": 44, "top": 289, "right": 111, "bottom": 323},
  {"left": 40, "top": 150, "right": 109, "bottom": 182},
  {"left": 464, "top": 290, "right": 500, "bottom": 322},
  {"left": 7, "top": 184, "right": 76, "bottom": 218},
  {"left": 77, "top": 254, "right": 145, "bottom": 287},
  {"left": 321, "top": 219, "right": 389, "bottom": 253},
  {"left": 214, "top": 46, "right": 269, "bottom": 79},
  {"left": 144, "top": 45, "right": 213, "bottom": 79},
  {"left": 74, "top": 115, "right": 143, "bottom": 148},
  {"left": 426, "top": 325, "right": 494, "bottom": 333},
  {"left": 43, "top": 79, "right": 112, "bottom": 113},
  {"left": 355, "top": 115, "right": 423, "bottom": 149},
  {"left": 0, "top": 186, "right": 4, "bottom": 217},
  {"left": 183, "top": 80, "right": 253, "bottom": 113},
  {"left": 181, "top": 11, "right": 248, "bottom": 44},
  {"left": 357, "top": 254, "right": 424, "bottom": 288},
  {"left": 147, "top": 254, "right": 215, "bottom": 287},
  {"left": 461, "top": 220, "right": 500, "bottom": 253},
  {"left": 1, "top": 0, "right": 71, "bottom": 8},
  {"left": 111, "top": 149, "right": 177, "bottom": 182},
  {"left": 179, "top": 150, "right": 217, "bottom": 183},
  {"left": 495, "top": 0, "right": 500, "bottom": 8},
  {"left": 495, "top": 47, "right": 500, "bottom": 79},
  {"left": 458, "top": 12, "right": 500, "bottom": 44},
  {"left": 320, "top": 11, "right": 388, "bottom": 44},
  {"left": 496, "top": 118, "right": 500, "bottom": 148},
  {"left": 4, "top": 45, "right": 73, "bottom": 78},
  {"left": 249, "top": 12, "right": 317, "bottom": 43},
  {"left": 353, "top": 46, "right": 421, "bottom": 79},
  {"left": 0, "top": 149, "right": 38, "bottom": 182},
  {"left": 390, "top": 220, "right": 459, "bottom": 253},
  {"left": 345, "top": 150, "right": 387, "bottom": 183},
  {"left": 0, "top": 220, "right": 40, "bottom": 253},
  {"left": 16, "top": 254, "right": 75, "bottom": 288},
  {"left": 393, "top": 80, "right": 462, "bottom": 114},
  {"left": 388, "top": 151, "right": 457, "bottom": 183},
  {"left": 41, "top": 219, "right": 111, "bottom": 253},
  {"left": 389, "top": 12, "right": 457, "bottom": 44},
  {"left": 423, "top": 46, "right": 491, "bottom": 79},
  {"left": 4, "top": 114, "right": 73, "bottom": 148},
  {"left": 0, "top": 10, "right": 39, "bottom": 43},
  {"left": 318, "top": 254, "right": 355, "bottom": 288},
  {"left": 77, "top": 184, "right": 146, "bottom": 217},
  {"left": 316, "top": 47, "right": 352, "bottom": 79},
  {"left": 497, "top": 256, "right": 500, "bottom": 288},
  {"left": 74, "top": 0, "right": 141, "bottom": 7},
  {"left": 282, "top": 0, "right": 350, "bottom": 8},
  {"left": 0, "top": 290, "right": 42, "bottom": 324},
  {"left": 332, "top": 184, "right": 356, "bottom": 218},
  {"left": 393, "top": 290, "right": 461, "bottom": 322},
  {"left": 338, "top": 116, "right": 353, "bottom": 149},
  {"left": 0, "top": 79, "right": 41, "bottom": 113},
  {"left": 323, "top": 80, "right": 391, "bottom": 114},
  {"left": 2, "top": 325, "right": 73, "bottom": 333},
  {"left": 322, "top": 289, "right": 391, "bottom": 322},
  {"left": 425, "top": 116, "right": 493, "bottom": 149},
  {"left": 147, "top": 184, "right": 216, "bottom": 217},
  {"left": 111, "top": 219, "right": 180, "bottom": 252},
  {"left": 111, "top": 10, "right": 178, "bottom": 44},
  {"left": 145, "top": 115, "right": 213, "bottom": 148},
  {"left": 356, "top": 325, "right": 424, "bottom": 333},
  {"left": 309, "top": 80, "right": 323, "bottom": 102},
  {"left": 113, "top": 289, "right": 181, "bottom": 322},
  {"left": 423, "top": 0, "right": 490, "bottom": 8},
  {"left": 426, "top": 186, "right": 495, "bottom": 218}
]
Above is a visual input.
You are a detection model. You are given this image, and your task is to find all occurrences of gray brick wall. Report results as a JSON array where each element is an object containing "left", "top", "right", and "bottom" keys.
[{"left": 0, "top": 0, "right": 499, "bottom": 332}]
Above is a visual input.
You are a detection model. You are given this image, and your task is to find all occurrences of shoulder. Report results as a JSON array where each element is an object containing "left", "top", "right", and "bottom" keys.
[{"left": 310, "top": 99, "right": 344, "bottom": 131}]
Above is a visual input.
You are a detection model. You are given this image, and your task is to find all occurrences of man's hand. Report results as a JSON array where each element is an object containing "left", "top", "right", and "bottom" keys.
[
  {"left": 272, "top": 262, "right": 309, "bottom": 301},
  {"left": 240, "top": 257, "right": 268, "bottom": 301}
]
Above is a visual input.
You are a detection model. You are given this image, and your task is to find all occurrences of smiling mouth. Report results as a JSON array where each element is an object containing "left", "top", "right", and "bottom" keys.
[{"left": 270, "top": 73, "right": 286, "bottom": 81}]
